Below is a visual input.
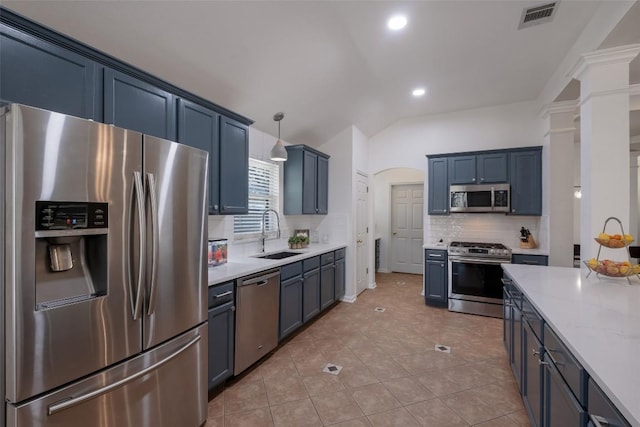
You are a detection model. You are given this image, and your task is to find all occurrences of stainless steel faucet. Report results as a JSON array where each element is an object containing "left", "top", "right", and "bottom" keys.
[{"left": 260, "top": 209, "right": 281, "bottom": 253}]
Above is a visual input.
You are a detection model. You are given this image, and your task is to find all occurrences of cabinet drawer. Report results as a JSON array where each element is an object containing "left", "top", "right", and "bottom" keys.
[
  {"left": 425, "top": 249, "right": 447, "bottom": 261},
  {"left": 303, "top": 256, "right": 320, "bottom": 271},
  {"left": 512, "top": 254, "right": 548, "bottom": 266},
  {"left": 543, "top": 353, "right": 587, "bottom": 427},
  {"left": 281, "top": 262, "right": 302, "bottom": 281},
  {"left": 335, "top": 247, "right": 346, "bottom": 260},
  {"left": 588, "top": 378, "right": 630, "bottom": 427},
  {"left": 208, "top": 281, "right": 234, "bottom": 309},
  {"left": 321, "top": 252, "right": 335, "bottom": 266},
  {"left": 543, "top": 324, "right": 587, "bottom": 406},
  {"left": 522, "top": 297, "right": 543, "bottom": 342}
]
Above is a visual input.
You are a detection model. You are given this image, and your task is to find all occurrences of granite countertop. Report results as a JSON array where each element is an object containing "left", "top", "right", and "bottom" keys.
[
  {"left": 208, "top": 243, "right": 347, "bottom": 286},
  {"left": 502, "top": 264, "right": 640, "bottom": 426}
]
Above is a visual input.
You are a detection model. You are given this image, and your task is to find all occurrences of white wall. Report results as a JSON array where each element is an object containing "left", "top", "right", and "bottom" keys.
[
  {"left": 318, "top": 127, "right": 356, "bottom": 299},
  {"left": 574, "top": 142, "right": 582, "bottom": 244},
  {"left": 368, "top": 101, "right": 543, "bottom": 174},
  {"left": 373, "top": 168, "right": 425, "bottom": 273},
  {"left": 368, "top": 100, "right": 549, "bottom": 252}
]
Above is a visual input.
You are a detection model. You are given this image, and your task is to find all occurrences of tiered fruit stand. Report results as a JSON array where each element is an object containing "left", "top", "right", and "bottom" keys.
[{"left": 584, "top": 217, "right": 639, "bottom": 284}]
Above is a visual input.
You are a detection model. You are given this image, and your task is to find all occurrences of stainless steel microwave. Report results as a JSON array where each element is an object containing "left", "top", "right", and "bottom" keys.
[{"left": 450, "top": 184, "right": 510, "bottom": 213}]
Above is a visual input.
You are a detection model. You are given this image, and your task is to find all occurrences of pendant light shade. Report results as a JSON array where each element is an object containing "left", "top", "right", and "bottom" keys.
[{"left": 270, "top": 112, "right": 287, "bottom": 162}]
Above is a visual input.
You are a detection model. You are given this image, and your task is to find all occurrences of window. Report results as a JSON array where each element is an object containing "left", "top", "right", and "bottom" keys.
[{"left": 234, "top": 158, "right": 280, "bottom": 239}]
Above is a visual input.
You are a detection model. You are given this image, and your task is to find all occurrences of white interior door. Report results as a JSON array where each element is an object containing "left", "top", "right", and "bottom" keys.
[
  {"left": 390, "top": 184, "right": 424, "bottom": 274},
  {"left": 356, "top": 172, "right": 369, "bottom": 295}
]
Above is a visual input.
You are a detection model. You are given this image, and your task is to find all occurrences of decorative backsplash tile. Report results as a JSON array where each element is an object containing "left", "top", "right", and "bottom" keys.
[{"left": 425, "top": 213, "right": 547, "bottom": 251}]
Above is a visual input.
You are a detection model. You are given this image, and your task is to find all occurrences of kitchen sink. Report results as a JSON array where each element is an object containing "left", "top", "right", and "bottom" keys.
[{"left": 254, "top": 251, "right": 301, "bottom": 260}]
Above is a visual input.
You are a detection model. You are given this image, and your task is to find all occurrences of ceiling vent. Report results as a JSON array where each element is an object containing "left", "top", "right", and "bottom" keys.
[{"left": 518, "top": 2, "right": 559, "bottom": 29}]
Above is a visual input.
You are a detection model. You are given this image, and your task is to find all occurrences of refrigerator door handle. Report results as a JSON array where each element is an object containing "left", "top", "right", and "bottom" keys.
[
  {"left": 47, "top": 334, "right": 201, "bottom": 416},
  {"left": 146, "top": 172, "right": 159, "bottom": 316},
  {"left": 132, "top": 171, "right": 146, "bottom": 320}
]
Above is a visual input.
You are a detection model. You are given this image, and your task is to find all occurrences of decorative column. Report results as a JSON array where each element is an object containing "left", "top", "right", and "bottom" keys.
[
  {"left": 630, "top": 153, "right": 640, "bottom": 240},
  {"left": 570, "top": 44, "right": 640, "bottom": 261},
  {"left": 542, "top": 101, "right": 577, "bottom": 267}
]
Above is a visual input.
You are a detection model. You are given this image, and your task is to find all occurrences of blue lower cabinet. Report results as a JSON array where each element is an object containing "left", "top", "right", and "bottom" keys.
[
  {"left": 302, "top": 268, "right": 320, "bottom": 322},
  {"left": 424, "top": 249, "right": 447, "bottom": 306},
  {"left": 543, "top": 353, "right": 587, "bottom": 426},
  {"left": 279, "top": 274, "right": 303, "bottom": 340},
  {"left": 320, "top": 262, "right": 335, "bottom": 310},
  {"left": 522, "top": 320, "right": 543, "bottom": 427},
  {"left": 207, "top": 282, "right": 235, "bottom": 390},
  {"left": 512, "top": 254, "right": 548, "bottom": 266},
  {"left": 334, "top": 257, "right": 345, "bottom": 301}
]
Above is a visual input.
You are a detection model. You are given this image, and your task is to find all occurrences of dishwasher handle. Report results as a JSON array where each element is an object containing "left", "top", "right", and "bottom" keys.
[{"left": 238, "top": 270, "right": 280, "bottom": 287}]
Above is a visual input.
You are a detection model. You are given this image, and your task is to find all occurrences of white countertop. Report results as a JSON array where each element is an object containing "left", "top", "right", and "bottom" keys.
[
  {"left": 423, "top": 243, "right": 448, "bottom": 250},
  {"left": 208, "top": 243, "right": 347, "bottom": 286},
  {"left": 502, "top": 264, "right": 640, "bottom": 426}
]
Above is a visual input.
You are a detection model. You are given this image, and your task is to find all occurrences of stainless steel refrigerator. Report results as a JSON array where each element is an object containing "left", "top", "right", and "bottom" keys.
[{"left": 1, "top": 104, "right": 209, "bottom": 426}]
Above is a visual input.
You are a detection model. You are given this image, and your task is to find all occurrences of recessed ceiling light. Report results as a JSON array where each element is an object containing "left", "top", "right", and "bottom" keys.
[
  {"left": 412, "top": 88, "right": 426, "bottom": 97},
  {"left": 387, "top": 15, "right": 407, "bottom": 31}
]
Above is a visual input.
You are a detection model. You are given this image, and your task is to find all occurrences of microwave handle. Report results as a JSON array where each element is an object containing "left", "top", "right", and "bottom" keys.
[{"left": 491, "top": 187, "right": 495, "bottom": 209}]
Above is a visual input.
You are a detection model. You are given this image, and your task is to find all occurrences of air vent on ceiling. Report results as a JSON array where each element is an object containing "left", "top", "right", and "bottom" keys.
[{"left": 518, "top": 2, "right": 558, "bottom": 29}]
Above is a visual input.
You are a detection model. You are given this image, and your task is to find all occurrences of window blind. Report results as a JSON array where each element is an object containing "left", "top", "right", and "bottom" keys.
[{"left": 234, "top": 158, "right": 280, "bottom": 238}]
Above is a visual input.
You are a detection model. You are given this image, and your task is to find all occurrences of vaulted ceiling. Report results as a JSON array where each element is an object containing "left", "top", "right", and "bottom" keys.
[{"left": 4, "top": 1, "right": 637, "bottom": 146}]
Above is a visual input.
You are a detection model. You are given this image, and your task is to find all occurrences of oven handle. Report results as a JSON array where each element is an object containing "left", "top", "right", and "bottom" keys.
[{"left": 449, "top": 257, "right": 510, "bottom": 265}]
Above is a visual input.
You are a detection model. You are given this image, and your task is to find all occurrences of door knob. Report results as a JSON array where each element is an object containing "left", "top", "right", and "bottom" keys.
[
  {"left": 393, "top": 232, "right": 397, "bottom": 235},
  {"left": 357, "top": 239, "right": 363, "bottom": 243}
]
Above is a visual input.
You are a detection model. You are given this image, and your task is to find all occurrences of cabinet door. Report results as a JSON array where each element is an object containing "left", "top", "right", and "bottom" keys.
[
  {"left": 503, "top": 289, "right": 513, "bottom": 357},
  {"left": 219, "top": 116, "right": 249, "bottom": 214},
  {"left": 477, "top": 153, "right": 508, "bottom": 183},
  {"left": 302, "top": 151, "right": 318, "bottom": 214},
  {"left": 208, "top": 302, "right": 234, "bottom": 391},
  {"left": 0, "top": 24, "right": 98, "bottom": 119},
  {"left": 522, "top": 321, "right": 543, "bottom": 427},
  {"left": 510, "top": 149, "right": 542, "bottom": 216},
  {"left": 104, "top": 68, "right": 176, "bottom": 140},
  {"left": 424, "top": 260, "right": 446, "bottom": 306},
  {"left": 177, "top": 99, "right": 220, "bottom": 214},
  {"left": 512, "top": 254, "right": 548, "bottom": 266},
  {"left": 280, "top": 276, "right": 303, "bottom": 340},
  {"left": 448, "top": 155, "right": 477, "bottom": 184},
  {"left": 302, "top": 269, "right": 320, "bottom": 323},
  {"left": 334, "top": 258, "right": 345, "bottom": 301},
  {"left": 543, "top": 354, "right": 587, "bottom": 427},
  {"left": 317, "top": 155, "right": 329, "bottom": 214},
  {"left": 512, "top": 304, "right": 523, "bottom": 391},
  {"left": 428, "top": 158, "right": 449, "bottom": 215},
  {"left": 320, "top": 263, "right": 335, "bottom": 310}
]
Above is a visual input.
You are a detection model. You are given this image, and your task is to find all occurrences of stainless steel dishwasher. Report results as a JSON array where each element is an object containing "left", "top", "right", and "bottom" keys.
[{"left": 234, "top": 268, "right": 280, "bottom": 375}]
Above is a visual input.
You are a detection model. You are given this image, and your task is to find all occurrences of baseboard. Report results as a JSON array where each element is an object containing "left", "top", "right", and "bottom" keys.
[
  {"left": 341, "top": 294, "right": 357, "bottom": 303},
  {"left": 377, "top": 268, "right": 391, "bottom": 273}
]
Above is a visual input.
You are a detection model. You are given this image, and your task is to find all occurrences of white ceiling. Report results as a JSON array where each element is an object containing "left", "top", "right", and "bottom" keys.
[{"left": 2, "top": 0, "right": 625, "bottom": 146}]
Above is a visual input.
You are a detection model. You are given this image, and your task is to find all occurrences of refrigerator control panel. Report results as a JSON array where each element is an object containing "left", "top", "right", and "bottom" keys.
[{"left": 36, "top": 201, "right": 109, "bottom": 230}]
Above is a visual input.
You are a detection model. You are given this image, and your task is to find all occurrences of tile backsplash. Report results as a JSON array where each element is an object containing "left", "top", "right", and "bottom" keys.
[
  {"left": 425, "top": 213, "right": 548, "bottom": 251},
  {"left": 208, "top": 213, "right": 349, "bottom": 257}
]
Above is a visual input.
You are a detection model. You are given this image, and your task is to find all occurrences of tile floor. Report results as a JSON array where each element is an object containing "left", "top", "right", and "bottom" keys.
[{"left": 206, "top": 272, "right": 530, "bottom": 427}]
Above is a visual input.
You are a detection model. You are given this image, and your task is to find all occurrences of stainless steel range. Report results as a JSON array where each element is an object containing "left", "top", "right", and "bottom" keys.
[{"left": 448, "top": 241, "right": 511, "bottom": 318}]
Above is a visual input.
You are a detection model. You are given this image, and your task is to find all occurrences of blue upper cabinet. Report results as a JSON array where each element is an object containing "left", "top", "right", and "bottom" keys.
[
  {"left": 219, "top": 116, "right": 249, "bottom": 215},
  {"left": 177, "top": 99, "right": 220, "bottom": 214},
  {"left": 284, "top": 145, "right": 330, "bottom": 215},
  {"left": 449, "top": 153, "right": 507, "bottom": 184},
  {"left": 448, "top": 155, "right": 477, "bottom": 184},
  {"left": 427, "top": 157, "right": 448, "bottom": 215},
  {"left": 0, "top": 24, "right": 98, "bottom": 119},
  {"left": 510, "top": 148, "right": 542, "bottom": 215},
  {"left": 477, "top": 152, "right": 508, "bottom": 183},
  {"left": 104, "top": 68, "right": 176, "bottom": 141}
]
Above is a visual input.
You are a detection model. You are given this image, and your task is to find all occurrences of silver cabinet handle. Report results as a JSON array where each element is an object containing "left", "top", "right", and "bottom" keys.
[
  {"left": 214, "top": 290, "right": 233, "bottom": 298},
  {"left": 132, "top": 171, "right": 146, "bottom": 321},
  {"left": 48, "top": 335, "right": 201, "bottom": 416},
  {"left": 146, "top": 173, "right": 159, "bottom": 316}
]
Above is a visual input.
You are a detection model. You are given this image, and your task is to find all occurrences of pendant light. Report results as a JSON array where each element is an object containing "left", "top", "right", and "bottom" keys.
[{"left": 270, "top": 112, "right": 288, "bottom": 162}]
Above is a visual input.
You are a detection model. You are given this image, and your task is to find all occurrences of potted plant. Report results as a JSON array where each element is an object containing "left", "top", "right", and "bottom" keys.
[{"left": 288, "top": 235, "right": 309, "bottom": 249}]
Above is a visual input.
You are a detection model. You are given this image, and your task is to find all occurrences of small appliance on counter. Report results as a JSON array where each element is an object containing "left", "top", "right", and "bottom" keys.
[
  {"left": 519, "top": 227, "right": 537, "bottom": 249},
  {"left": 208, "top": 239, "right": 228, "bottom": 266}
]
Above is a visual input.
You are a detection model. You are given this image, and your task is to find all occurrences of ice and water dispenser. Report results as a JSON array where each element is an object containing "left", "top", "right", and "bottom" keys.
[{"left": 35, "top": 202, "right": 109, "bottom": 309}]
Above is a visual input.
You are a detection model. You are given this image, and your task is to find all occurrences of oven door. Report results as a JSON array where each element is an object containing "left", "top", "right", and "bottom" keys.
[{"left": 448, "top": 256, "right": 508, "bottom": 317}]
